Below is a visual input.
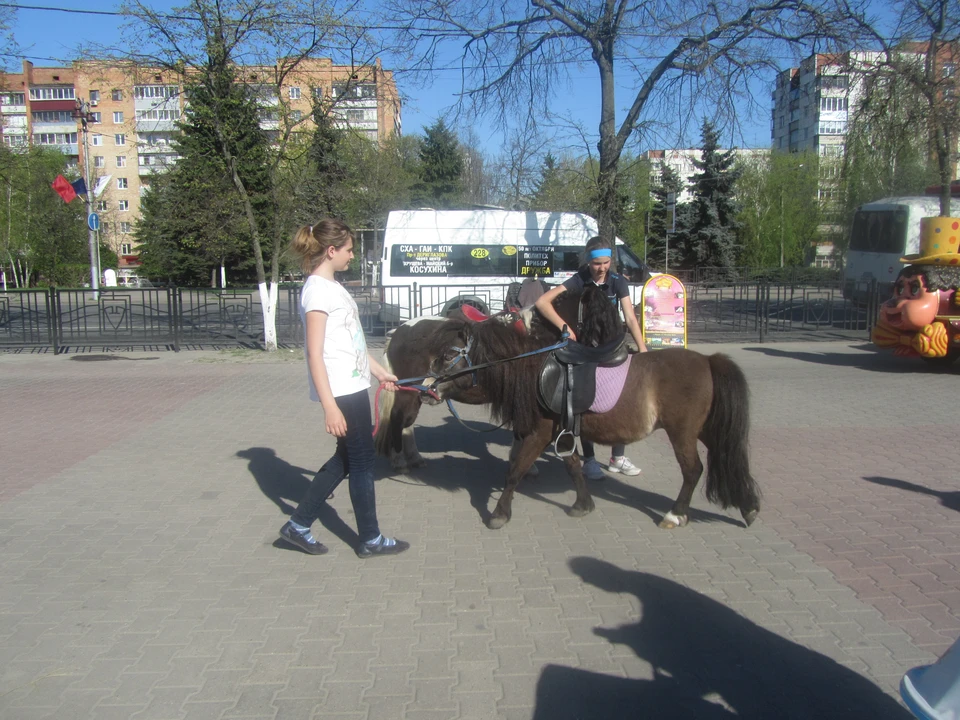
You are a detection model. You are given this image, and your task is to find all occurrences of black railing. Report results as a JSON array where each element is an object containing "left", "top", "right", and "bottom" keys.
[{"left": 0, "top": 278, "right": 885, "bottom": 353}]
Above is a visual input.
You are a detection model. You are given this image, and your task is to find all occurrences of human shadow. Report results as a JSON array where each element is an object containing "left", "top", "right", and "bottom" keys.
[
  {"left": 237, "top": 447, "right": 312, "bottom": 515},
  {"left": 742, "top": 344, "right": 937, "bottom": 374},
  {"left": 863, "top": 475, "right": 960, "bottom": 513},
  {"left": 236, "top": 446, "right": 357, "bottom": 550},
  {"left": 531, "top": 558, "right": 911, "bottom": 720}
]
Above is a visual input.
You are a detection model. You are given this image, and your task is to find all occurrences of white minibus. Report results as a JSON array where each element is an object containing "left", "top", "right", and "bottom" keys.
[
  {"left": 843, "top": 195, "right": 956, "bottom": 302},
  {"left": 379, "top": 209, "right": 650, "bottom": 321}
]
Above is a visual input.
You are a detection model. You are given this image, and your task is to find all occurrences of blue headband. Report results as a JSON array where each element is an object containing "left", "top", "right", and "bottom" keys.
[{"left": 588, "top": 249, "right": 612, "bottom": 259}]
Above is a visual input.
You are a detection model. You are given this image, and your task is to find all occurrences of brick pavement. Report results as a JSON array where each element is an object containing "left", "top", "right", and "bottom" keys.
[{"left": 0, "top": 342, "right": 957, "bottom": 718}]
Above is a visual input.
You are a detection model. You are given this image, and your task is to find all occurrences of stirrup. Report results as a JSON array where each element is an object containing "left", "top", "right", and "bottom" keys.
[{"left": 553, "top": 429, "right": 576, "bottom": 458}]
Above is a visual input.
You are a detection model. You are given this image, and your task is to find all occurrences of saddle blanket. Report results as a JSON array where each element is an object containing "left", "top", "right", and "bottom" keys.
[{"left": 589, "top": 358, "right": 631, "bottom": 413}]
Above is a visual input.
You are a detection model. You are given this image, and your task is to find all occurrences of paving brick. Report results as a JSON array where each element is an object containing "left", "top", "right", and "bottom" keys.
[{"left": 1, "top": 343, "right": 953, "bottom": 719}]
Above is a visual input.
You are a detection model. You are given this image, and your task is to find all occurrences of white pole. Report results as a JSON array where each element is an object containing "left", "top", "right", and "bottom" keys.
[{"left": 77, "top": 99, "right": 100, "bottom": 290}]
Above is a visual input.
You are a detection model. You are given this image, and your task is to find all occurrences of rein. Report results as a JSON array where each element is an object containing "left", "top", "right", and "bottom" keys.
[{"left": 372, "top": 333, "right": 570, "bottom": 437}]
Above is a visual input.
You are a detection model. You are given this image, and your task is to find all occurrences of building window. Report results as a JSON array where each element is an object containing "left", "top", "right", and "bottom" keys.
[
  {"left": 818, "top": 120, "right": 847, "bottom": 135},
  {"left": 121, "top": 242, "right": 133, "bottom": 254},
  {"left": 289, "top": 86, "right": 301, "bottom": 100},
  {"left": 1, "top": 92, "right": 25, "bottom": 105},
  {"left": 32, "top": 132, "right": 78, "bottom": 145},
  {"left": 312, "top": 87, "right": 323, "bottom": 98},
  {"left": 90, "top": 112, "right": 101, "bottom": 124},
  {"left": 819, "top": 75, "right": 849, "bottom": 91},
  {"left": 117, "top": 177, "right": 128, "bottom": 189},
  {"left": 291, "top": 110, "right": 302, "bottom": 122},
  {"left": 89, "top": 90, "right": 100, "bottom": 103},
  {"left": 113, "top": 111, "right": 124, "bottom": 123},
  {"left": 29, "top": 87, "right": 75, "bottom": 100},
  {"left": 117, "top": 155, "right": 127, "bottom": 168},
  {"left": 134, "top": 109, "right": 180, "bottom": 121},
  {"left": 94, "top": 155, "right": 105, "bottom": 168},
  {"left": 118, "top": 200, "right": 129, "bottom": 211},
  {"left": 115, "top": 134, "right": 126, "bottom": 145},
  {"left": 101, "top": 222, "right": 109, "bottom": 234},
  {"left": 2, "top": 135, "right": 26, "bottom": 147},
  {"left": 92, "top": 134, "right": 103, "bottom": 146},
  {"left": 111, "top": 89, "right": 123, "bottom": 101},
  {"left": 133, "top": 85, "right": 178, "bottom": 99},
  {"left": 819, "top": 96, "right": 848, "bottom": 112},
  {"left": 97, "top": 200, "right": 107, "bottom": 211},
  {"left": 120, "top": 222, "right": 132, "bottom": 234},
  {"left": 32, "top": 110, "right": 74, "bottom": 122},
  {"left": 943, "top": 63, "right": 956, "bottom": 78}
]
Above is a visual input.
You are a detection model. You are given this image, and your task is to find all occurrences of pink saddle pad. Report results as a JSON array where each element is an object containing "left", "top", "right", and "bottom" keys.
[{"left": 589, "top": 358, "right": 631, "bottom": 413}]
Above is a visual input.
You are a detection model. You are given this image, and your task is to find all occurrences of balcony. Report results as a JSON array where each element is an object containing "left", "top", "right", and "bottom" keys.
[
  {"left": 0, "top": 104, "right": 26, "bottom": 114},
  {"left": 32, "top": 121, "right": 79, "bottom": 134},
  {"left": 135, "top": 120, "right": 178, "bottom": 133}
]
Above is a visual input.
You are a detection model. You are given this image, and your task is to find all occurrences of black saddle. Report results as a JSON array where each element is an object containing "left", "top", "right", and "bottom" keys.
[{"left": 537, "top": 333, "right": 628, "bottom": 452}]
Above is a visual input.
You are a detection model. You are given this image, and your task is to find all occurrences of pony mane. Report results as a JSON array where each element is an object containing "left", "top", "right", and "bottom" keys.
[
  {"left": 432, "top": 287, "right": 624, "bottom": 436},
  {"left": 578, "top": 284, "right": 622, "bottom": 347}
]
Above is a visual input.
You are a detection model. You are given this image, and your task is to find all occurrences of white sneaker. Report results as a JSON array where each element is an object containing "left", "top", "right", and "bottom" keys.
[
  {"left": 582, "top": 457, "right": 606, "bottom": 481},
  {"left": 608, "top": 456, "right": 641, "bottom": 476}
]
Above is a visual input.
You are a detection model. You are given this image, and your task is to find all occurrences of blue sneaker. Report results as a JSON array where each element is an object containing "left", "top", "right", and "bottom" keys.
[{"left": 279, "top": 521, "right": 328, "bottom": 555}]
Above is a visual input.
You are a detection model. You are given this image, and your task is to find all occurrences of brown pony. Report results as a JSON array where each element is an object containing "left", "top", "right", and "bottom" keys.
[
  {"left": 374, "top": 293, "right": 584, "bottom": 471},
  {"left": 424, "top": 284, "right": 761, "bottom": 530}
]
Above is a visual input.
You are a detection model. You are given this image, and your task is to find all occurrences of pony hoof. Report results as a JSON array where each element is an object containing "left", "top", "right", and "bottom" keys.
[
  {"left": 742, "top": 509, "right": 759, "bottom": 527},
  {"left": 488, "top": 515, "right": 508, "bottom": 530},
  {"left": 567, "top": 502, "right": 595, "bottom": 518},
  {"left": 524, "top": 464, "right": 540, "bottom": 478},
  {"left": 658, "top": 511, "right": 688, "bottom": 529},
  {"left": 408, "top": 456, "right": 426, "bottom": 469}
]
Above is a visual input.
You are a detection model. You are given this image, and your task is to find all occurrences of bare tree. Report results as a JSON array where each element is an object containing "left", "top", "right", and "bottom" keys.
[
  {"left": 114, "top": 0, "right": 384, "bottom": 349},
  {"left": 387, "top": 0, "right": 863, "bottom": 241},
  {"left": 850, "top": 0, "right": 960, "bottom": 215}
]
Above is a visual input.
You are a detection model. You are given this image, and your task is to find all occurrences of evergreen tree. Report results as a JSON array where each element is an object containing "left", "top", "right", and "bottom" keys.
[
  {"left": 681, "top": 120, "right": 741, "bottom": 269},
  {"left": 135, "top": 59, "right": 274, "bottom": 286},
  {"left": 529, "top": 153, "right": 597, "bottom": 214},
  {"left": 308, "top": 98, "right": 347, "bottom": 217},
  {"left": 646, "top": 164, "right": 688, "bottom": 272},
  {"left": 415, "top": 119, "right": 464, "bottom": 208}
]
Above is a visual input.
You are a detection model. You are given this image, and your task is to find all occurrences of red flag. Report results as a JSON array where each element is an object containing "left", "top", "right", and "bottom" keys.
[{"left": 52, "top": 174, "right": 77, "bottom": 203}]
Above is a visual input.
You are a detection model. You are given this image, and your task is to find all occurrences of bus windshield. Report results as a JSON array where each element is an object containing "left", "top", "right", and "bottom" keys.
[{"left": 849, "top": 209, "right": 909, "bottom": 254}]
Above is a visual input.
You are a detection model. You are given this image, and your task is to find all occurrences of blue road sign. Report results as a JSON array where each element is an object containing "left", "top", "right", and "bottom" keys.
[{"left": 88, "top": 212, "right": 100, "bottom": 232}]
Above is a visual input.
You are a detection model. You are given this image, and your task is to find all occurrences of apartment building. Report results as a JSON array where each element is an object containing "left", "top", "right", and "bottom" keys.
[
  {"left": 0, "top": 58, "right": 402, "bottom": 270},
  {"left": 641, "top": 147, "right": 767, "bottom": 203}
]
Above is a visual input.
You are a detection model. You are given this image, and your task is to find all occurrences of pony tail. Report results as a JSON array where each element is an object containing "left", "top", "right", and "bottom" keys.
[
  {"left": 290, "top": 225, "right": 322, "bottom": 273},
  {"left": 702, "top": 353, "right": 761, "bottom": 518}
]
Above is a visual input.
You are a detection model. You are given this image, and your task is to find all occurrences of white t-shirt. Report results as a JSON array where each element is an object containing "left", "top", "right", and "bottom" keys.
[{"left": 300, "top": 275, "right": 371, "bottom": 400}]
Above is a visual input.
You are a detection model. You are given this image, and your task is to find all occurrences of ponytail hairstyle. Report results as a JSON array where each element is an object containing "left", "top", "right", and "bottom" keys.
[
  {"left": 289, "top": 219, "right": 354, "bottom": 273},
  {"left": 582, "top": 235, "right": 617, "bottom": 271}
]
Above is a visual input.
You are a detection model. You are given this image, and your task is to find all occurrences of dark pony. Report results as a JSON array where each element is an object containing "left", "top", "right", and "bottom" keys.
[
  {"left": 427, "top": 284, "right": 761, "bottom": 530},
  {"left": 374, "top": 291, "right": 592, "bottom": 470}
]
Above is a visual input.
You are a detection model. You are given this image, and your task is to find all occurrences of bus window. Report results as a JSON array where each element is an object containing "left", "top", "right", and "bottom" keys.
[
  {"left": 557, "top": 249, "right": 582, "bottom": 273},
  {"left": 849, "top": 209, "right": 908, "bottom": 253},
  {"left": 616, "top": 246, "right": 651, "bottom": 284}
]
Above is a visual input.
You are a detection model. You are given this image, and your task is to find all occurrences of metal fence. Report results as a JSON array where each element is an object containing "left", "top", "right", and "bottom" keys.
[{"left": 0, "top": 277, "right": 885, "bottom": 353}]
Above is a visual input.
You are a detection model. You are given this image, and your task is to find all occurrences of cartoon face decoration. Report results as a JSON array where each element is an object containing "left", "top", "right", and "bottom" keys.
[{"left": 880, "top": 271, "right": 940, "bottom": 331}]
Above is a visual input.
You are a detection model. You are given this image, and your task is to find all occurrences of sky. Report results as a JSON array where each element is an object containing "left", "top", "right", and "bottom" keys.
[{"left": 6, "top": 0, "right": 895, "bottom": 157}]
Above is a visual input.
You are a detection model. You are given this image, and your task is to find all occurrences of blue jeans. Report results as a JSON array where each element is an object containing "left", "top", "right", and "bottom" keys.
[
  {"left": 582, "top": 440, "right": 625, "bottom": 460},
  {"left": 291, "top": 389, "right": 380, "bottom": 543}
]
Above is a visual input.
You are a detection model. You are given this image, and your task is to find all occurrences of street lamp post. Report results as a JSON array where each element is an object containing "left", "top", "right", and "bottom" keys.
[{"left": 73, "top": 99, "right": 99, "bottom": 291}]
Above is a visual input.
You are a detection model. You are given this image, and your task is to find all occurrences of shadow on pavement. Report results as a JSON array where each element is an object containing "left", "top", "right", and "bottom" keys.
[
  {"left": 237, "top": 446, "right": 358, "bottom": 550},
  {"left": 864, "top": 475, "right": 960, "bottom": 513},
  {"left": 387, "top": 417, "right": 739, "bottom": 528},
  {"left": 744, "top": 344, "right": 960, "bottom": 375},
  {"left": 532, "top": 558, "right": 912, "bottom": 720}
]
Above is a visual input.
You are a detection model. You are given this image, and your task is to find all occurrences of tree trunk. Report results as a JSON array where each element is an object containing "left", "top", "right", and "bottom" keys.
[
  {"left": 595, "top": 47, "right": 623, "bottom": 243},
  {"left": 220, "top": 138, "right": 278, "bottom": 351}
]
